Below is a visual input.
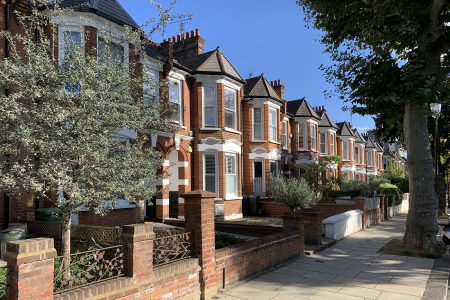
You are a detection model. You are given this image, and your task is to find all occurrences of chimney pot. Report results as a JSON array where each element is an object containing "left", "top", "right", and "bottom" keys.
[
  {"left": 185, "top": 32, "right": 190, "bottom": 39},
  {"left": 195, "top": 28, "right": 200, "bottom": 36},
  {"left": 177, "top": 34, "right": 181, "bottom": 42},
  {"left": 278, "top": 79, "right": 281, "bottom": 85},
  {"left": 191, "top": 30, "right": 195, "bottom": 37}
]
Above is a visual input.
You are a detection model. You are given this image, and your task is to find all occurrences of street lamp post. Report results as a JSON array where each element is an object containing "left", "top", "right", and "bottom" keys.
[{"left": 430, "top": 103, "right": 442, "bottom": 177}]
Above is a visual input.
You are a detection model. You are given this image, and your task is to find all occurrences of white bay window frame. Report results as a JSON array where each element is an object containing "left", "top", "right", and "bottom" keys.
[
  {"left": 269, "top": 108, "right": 278, "bottom": 143},
  {"left": 320, "top": 132, "right": 327, "bottom": 155},
  {"left": 252, "top": 107, "right": 264, "bottom": 140},
  {"left": 58, "top": 26, "right": 84, "bottom": 66},
  {"left": 203, "top": 152, "right": 218, "bottom": 195},
  {"left": 169, "top": 78, "right": 183, "bottom": 125},
  {"left": 298, "top": 123, "right": 305, "bottom": 150},
  {"left": 342, "top": 140, "right": 348, "bottom": 160},
  {"left": 282, "top": 120, "right": 288, "bottom": 149},
  {"left": 225, "top": 153, "right": 238, "bottom": 198},
  {"left": 224, "top": 87, "right": 237, "bottom": 130},
  {"left": 203, "top": 83, "right": 217, "bottom": 127},
  {"left": 311, "top": 124, "right": 317, "bottom": 151}
]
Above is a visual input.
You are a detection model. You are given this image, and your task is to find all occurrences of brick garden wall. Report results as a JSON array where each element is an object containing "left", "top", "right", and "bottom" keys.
[
  {"left": 215, "top": 232, "right": 303, "bottom": 288},
  {"left": 78, "top": 207, "right": 144, "bottom": 227}
]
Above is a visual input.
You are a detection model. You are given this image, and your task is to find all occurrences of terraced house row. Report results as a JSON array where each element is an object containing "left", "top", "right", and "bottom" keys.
[{"left": 0, "top": 0, "right": 406, "bottom": 227}]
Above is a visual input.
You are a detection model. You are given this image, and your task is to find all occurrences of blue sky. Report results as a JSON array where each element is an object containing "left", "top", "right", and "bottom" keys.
[{"left": 118, "top": 0, "right": 375, "bottom": 132}]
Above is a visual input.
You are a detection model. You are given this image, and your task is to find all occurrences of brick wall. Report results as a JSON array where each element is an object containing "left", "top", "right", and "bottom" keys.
[
  {"left": 78, "top": 207, "right": 144, "bottom": 227},
  {"left": 215, "top": 232, "right": 303, "bottom": 288},
  {"left": 224, "top": 199, "right": 242, "bottom": 219}
]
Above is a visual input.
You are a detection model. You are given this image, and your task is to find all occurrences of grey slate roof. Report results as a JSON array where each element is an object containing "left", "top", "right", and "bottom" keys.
[
  {"left": 318, "top": 110, "right": 339, "bottom": 129},
  {"left": 58, "top": 0, "right": 139, "bottom": 29},
  {"left": 286, "top": 99, "right": 320, "bottom": 119},
  {"left": 336, "top": 122, "right": 357, "bottom": 137},
  {"left": 364, "top": 135, "right": 377, "bottom": 149},
  {"left": 353, "top": 128, "right": 367, "bottom": 144},
  {"left": 178, "top": 48, "right": 245, "bottom": 83},
  {"left": 243, "top": 75, "right": 282, "bottom": 103}
]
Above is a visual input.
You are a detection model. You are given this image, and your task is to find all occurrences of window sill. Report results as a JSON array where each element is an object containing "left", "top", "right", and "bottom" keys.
[
  {"left": 269, "top": 141, "right": 280, "bottom": 145},
  {"left": 251, "top": 139, "right": 266, "bottom": 143},
  {"left": 224, "top": 196, "right": 243, "bottom": 201},
  {"left": 201, "top": 127, "right": 221, "bottom": 131},
  {"left": 223, "top": 127, "right": 242, "bottom": 135}
]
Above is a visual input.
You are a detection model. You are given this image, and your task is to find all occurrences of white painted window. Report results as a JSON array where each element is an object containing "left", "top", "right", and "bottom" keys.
[
  {"left": 204, "top": 153, "right": 217, "bottom": 194},
  {"left": 320, "top": 132, "right": 327, "bottom": 155},
  {"left": 330, "top": 132, "right": 335, "bottom": 155},
  {"left": 282, "top": 121, "right": 288, "bottom": 149},
  {"left": 224, "top": 88, "right": 237, "bottom": 129},
  {"left": 311, "top": 124, "right": 317, "bottom": 151},
  {"left": 169, "top": 79, "right": 182, "bottom": 125},
  {"left": 354, "top": 146, "right": 359, "bottom": 163},
  {"left": 225, "top": 154, "right": 237, "bottom": 197},
  {"left": 253, "top": 107, "right": 263, "bottom": 140},
  {"left": 270, "top": 161, "right": 278, "bottom": 177},
  {"left": 350, "top": 141, "right": 354, "bottom": 161},
  {"left": 98, "top": 36, "right": 125, "bottom": 65},
  {"left": 59, "top": 27, "right": 83, "bottom": 65},
  {"left": 269, "top": 108, "right": 278, "bottom": 142},
  {"left": 368, "top": 150, "right": 373, "bottom": 166},
  {"left": 298, "top": 123, "right": 305, "bottom": 149},
  {"left": 342, "top": 141, "right": 348, "bottom": 160},
  {"left": 203, "top": 84, "right": 217, "bottom": 127},
  {"left": 143, "top": 68, "right": 159, "bottom": 106}
]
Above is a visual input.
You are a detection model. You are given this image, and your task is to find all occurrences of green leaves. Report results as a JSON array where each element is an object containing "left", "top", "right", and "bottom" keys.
[{"left": 268, "top": 176, "right": 320, "bottom": 211}]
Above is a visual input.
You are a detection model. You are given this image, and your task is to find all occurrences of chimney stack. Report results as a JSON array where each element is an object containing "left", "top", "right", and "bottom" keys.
[
  {"left": 169, "top": 28, "right": 205, "bottom": 61},
  {"left": 272, "top": 79, "right": 285, "bottom": 100}
]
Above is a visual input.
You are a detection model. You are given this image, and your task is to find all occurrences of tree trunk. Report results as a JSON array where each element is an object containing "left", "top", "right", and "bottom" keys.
[
  {"left": 403, "top": 102, "right": 438, "bottom": 251},
  {"left": 61, "top": 216, "right": 71, "bottom": 280}
]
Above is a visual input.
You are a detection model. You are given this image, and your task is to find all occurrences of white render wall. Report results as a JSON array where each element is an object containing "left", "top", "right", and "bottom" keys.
[{"left": 322, "top": 209, "right": 363, "bottom": 240}]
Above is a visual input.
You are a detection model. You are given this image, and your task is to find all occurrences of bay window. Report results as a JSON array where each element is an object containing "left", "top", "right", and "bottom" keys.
[
  {"left": 355, "top": 146, "right": 359, "bottom": 163},
  {"left": 204, "top": 154, "right": 217, "bottom": 194},
  {"left": 225, "top": 154, "right": 238, "bottom": 197},
  {"left": 98, "top": 36, "right": 125, "bottom": 65},
  {"left": 298, "top": 123, "right": 305, "bottom": 149},
  {"left": 224, "top": 88, "right": 237, "bottom": 129},
  {"left": 203, "top": 84, "right": 217, "bottom": 127},
  {"left": 169, "top": 79, "right": 182, "bottom": 124},
  {"left": 330, "top": 133, "right": 335, "bottom": 155},
  {"left": 143, "top": 68, "right": 159, "bottom": 106},
  {"left": 320, "top": 132, "right": 327, "bottom": 155},
  {"left": 368, "top": 151, "right": 373, "bottom": 166},
  {"left": 253, "top": 108, "right": 263, "bottom": 140},
  {"left": 269, "top": 108, "right": 278, "bottom": 142},
  {"left": 282, "top": 120, "right": 288, "bottom": 149},
  {"left": 311, "top": 124, "right": 317, "bottom": 151},
  {"left": 59, "top": 29, "right": 82, "bottom": 65}
]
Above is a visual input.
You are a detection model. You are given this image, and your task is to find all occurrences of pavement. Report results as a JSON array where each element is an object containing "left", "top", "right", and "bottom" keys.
[{"left": 214, "top": 215, "right": 438, "bottom": 300}]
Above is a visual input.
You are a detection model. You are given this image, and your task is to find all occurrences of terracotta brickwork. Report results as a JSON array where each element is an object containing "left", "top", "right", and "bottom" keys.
[{"left": 78, "top": 207, "right": 145, "bottom": 227}]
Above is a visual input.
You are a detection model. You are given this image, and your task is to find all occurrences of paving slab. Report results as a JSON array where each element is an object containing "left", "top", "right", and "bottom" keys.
[{"left": 216, "top": 215, "right": 435, "bottom": 300}]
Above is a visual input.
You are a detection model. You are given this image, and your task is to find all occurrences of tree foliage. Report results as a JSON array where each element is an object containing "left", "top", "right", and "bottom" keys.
[{"left": 268, "top": 176, "right": 320, "bottom": 211}]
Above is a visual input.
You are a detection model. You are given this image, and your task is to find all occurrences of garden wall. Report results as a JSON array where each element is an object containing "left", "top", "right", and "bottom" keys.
[{"left": 215, "top": 232, "right": 303, "bottom": 288}]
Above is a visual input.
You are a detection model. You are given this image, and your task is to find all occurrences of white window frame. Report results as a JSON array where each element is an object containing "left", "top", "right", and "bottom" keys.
[
  {"left": 169, "top": 78, "right": 183, "bottom": 125},
  {"left": 143, "top": 67, "right": 159, "bottom": 105},
  {"left": 252, "top": 107, "right": 264, "bottom": 141},
  {"left": 224, "top": 87, "right": 237, "bottom": 130},
  {"left": 282, "top": 120, "right": 288, "bottom": 149},
  {"left": 269, "top": 108, "right": 278, "bottom": 143},
  {"left": 342, "top": 141, "right": 348, "bottom": 160},
  {"left": 330, "top": 132, "right": 335, "bottom": 155},
  {"left": 368, "top": 150, "right": 373, "bottom": 166},
  {"left": 354, "top": 146, "right": 359, "bottom": 163},
  {"left": 320, "top": 132, "right": 327, "bottom": 155},
  {"left": 58, "top": 26, "right": 84, "bottom": 66},
  {"left": 270, "top": 161, "right": 278, "bottom": 177},
  {"left": 203, "top": 83, "right": 217, "bottom": 127},
  {"left": 203, "top": 152, "right": 218, "bottom": 196},
  {"left": 349, "top": 141, "right": 354, "bottom": 162},
  {"left": 96, "top": 33, "right": 129, "bottom": 66},
  {"left": 311, "top": 124, "right": 317, "bottom": 151},
  {"left": 298, "top": 123, "right": 305, "bottom": 150},
  {"left": 225, "top": 153, "right": 238, "bottom": 198}
]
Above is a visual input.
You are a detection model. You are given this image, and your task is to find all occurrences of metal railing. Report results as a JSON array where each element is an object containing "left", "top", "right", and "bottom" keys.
[
  {"left": 53, "top": 245, "right": 125, "bottom": 294},
  {"left": 153, "top": 232, "right": 192, "bottom": 267}
]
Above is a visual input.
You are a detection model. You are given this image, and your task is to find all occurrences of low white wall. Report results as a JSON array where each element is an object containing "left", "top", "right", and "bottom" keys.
[
  {"left": 365, "top": 197, "right": 380, "bottom": 211},
  {"left": 401, "top": 193, "right": 409, "bottom": 213},
  {"left": 322, "top": 209, "right": 363, "bottom": 240}
]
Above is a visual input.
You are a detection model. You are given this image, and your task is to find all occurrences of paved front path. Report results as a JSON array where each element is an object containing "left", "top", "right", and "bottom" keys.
[{"left": 216, "top": 215, "right": 435, "bottom": 300}]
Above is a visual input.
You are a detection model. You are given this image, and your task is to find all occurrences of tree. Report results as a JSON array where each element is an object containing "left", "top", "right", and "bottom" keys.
[
  {"left": 268, "top": 176, "right": 320, "bottom": 211},
  {"left": 0, "top": 0, "right": 186, "bottom": 273},
  {"left": 297, "top": 0, "right": 450, "bottom": 251}
]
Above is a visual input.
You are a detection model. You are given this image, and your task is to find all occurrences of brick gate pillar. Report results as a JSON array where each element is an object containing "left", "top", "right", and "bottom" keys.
[
  {"left": 121, "top": 223, "right": 155, "bottom": 282},
  {"left": 182, "top": 190, "right": 217, "bottom": 300},
  {"left": 4, "top": 238, "right": 56, "bottom": 300},
  {"left": 282, "top": 212, "right": 305, "bottom": 256},
  {"left": 303, "top": 208, "right": 322, "bottom": 245}
]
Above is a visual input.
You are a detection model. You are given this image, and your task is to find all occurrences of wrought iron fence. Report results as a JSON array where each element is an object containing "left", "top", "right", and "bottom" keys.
[
  {"left": 53, "top": 245, "right": 125, "bottom": 294},
  {"left": 0, "top": 266, "right": 6, "bottom": 299},
  {"left": 153, "top": 232, "right": 192, "bottom": 267}
]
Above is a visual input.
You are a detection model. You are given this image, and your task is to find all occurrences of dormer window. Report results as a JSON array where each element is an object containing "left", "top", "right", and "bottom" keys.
[
  {"left": 169, "top": 78, "right": 183, "bottom": 125},
  {"left": 320, "top": 132, "right": 327, "bottom": 155},
  {"left": 224, "top": 87, "right": 237, "bottom": 129},
  {"left": 269, "top": 108, "right": 278, "bottom": 142},
  {"left": 203, "top": 84, "right": 217, "bottom": 127}
]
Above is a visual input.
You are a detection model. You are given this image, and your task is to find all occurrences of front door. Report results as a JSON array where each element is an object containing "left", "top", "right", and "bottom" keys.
[{"left": 253, "top": 161, "right": 264, "bottom": 196}]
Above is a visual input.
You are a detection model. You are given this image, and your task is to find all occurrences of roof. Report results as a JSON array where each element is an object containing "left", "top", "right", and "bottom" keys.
[
  {"left": 58, "top": 0, "right": 139, "bottom": 29},
  {"left": 353, "top": 129, "right": 367, "bottom": 144},
  {"left": 318, "top": 110, "right": 338, "bottom": 129},
  {"left": 336, "top": 122, "right": 357, "bottom": 137},
  {"left": 178, "top": 48, "right": 245, "bottom": 83},
  {"left": 286, "top": 99, "right": 320, "bottom": 119},
  {"left": 365, "top": 135, "right": 377, "bottom": 149},
  {"left": 243, "top": 75, "right": 282, "bottom": 103}
]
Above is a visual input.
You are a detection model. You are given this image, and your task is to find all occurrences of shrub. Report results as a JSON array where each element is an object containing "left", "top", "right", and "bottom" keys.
[
  {"left": 379, "top": 183, "right": 403, "bottom": 206},
  {"left": 369, "top": 177, "right": 390, "bottom": 194},
  {"left": 268, "top": 176, "right": 320, "bottom": 211},
  {"left": 389, "top": 176, "right": 410, "bottom": 193}
]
